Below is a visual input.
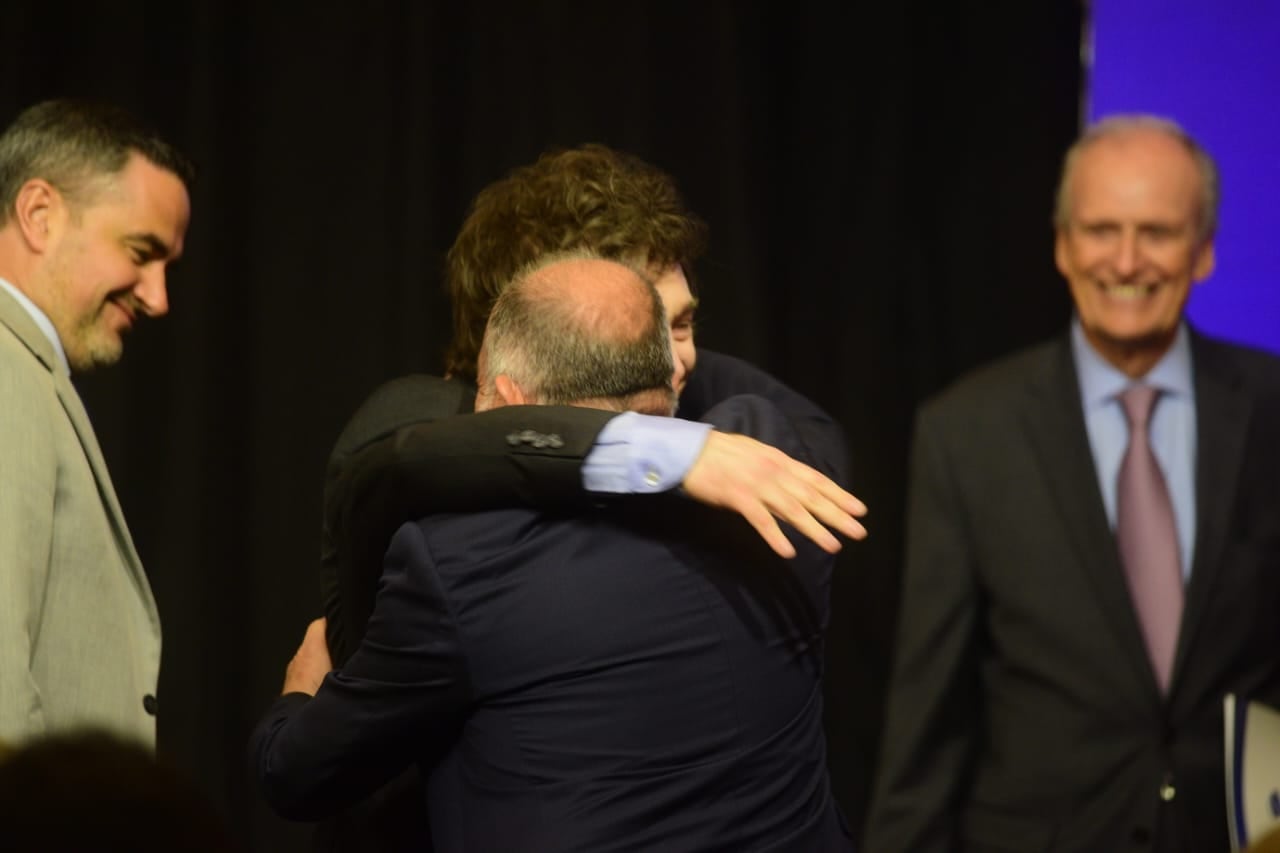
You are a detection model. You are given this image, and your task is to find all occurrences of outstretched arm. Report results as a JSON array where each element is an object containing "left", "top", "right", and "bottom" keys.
[
  {"left": 320, "top": 375, "right": 866, "bottom": 663},
  {"left": 329, "top": 407, "right": 863, "bottom": 598}
]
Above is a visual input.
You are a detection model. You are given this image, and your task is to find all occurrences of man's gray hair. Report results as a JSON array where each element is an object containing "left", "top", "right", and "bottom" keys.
[
  {"left": 481, "top": 249, "right": 675, "bottom": 412},
  {"left": 1053, "top": 114, "right": 1219, "bottom": 241},
  {"left": 0, "top": 99, "right": 195, "bottom": 226}
]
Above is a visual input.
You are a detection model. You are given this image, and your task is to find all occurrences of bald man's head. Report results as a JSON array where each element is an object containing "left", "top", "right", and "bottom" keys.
[{"left": 476, "top": 252, "right": 675, "bottom": 414}]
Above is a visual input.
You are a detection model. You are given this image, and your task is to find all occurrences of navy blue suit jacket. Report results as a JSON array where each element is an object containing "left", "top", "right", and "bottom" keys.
[{"left": 258, "top": 395, "right": 852, "bottom": 852}]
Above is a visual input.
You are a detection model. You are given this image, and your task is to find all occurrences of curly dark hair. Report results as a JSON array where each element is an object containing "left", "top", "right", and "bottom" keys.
[{"left": 444, "top": 144, "right": 707, "bottom": 381}]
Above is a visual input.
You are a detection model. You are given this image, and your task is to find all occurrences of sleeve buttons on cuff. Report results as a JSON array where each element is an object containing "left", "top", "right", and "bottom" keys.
[{"left": 507, "top": 430, "right": 564, "bottom": 449}]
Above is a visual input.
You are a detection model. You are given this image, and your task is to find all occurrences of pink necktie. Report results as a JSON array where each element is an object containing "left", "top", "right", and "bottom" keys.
[{"left": 1116, "top": 385, "right": 1184, "bottom": 693}]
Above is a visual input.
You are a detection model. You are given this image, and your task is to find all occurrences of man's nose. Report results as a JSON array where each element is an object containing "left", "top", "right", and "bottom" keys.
[
  {"left": 135, "top": 266, "right": 170, "bottom": 317},
  {"left": 1113, "top": 231, "right": 1141, "bottom": 279},
  {"left": 670, "top": 340, "right": 686, "bottom": 390}
]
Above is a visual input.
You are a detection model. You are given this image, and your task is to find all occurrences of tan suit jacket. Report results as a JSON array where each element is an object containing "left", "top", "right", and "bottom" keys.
[{"left": 0, "top": 286, "right": 160, "bottom": 747}]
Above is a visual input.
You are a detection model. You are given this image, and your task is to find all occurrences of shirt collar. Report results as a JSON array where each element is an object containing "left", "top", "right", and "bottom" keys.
[
  {"left": 0, "top": 276, "right": 70, "bottom": 374},
  {"left": 1071, "top": 317, "right": 1194, "bottom": 412}
]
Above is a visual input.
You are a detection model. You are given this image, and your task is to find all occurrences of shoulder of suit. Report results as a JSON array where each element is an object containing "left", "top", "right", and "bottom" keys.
[
  {"left": 410, "top": 503, "right": 551, "bottom": 568},
  {"left": 0, "top": 322, "right": 55, "bottom": 388},
  {"left": 921, "top": 335, "right": 1063, "bottom": 419},
  {"left": 0, "top": 292, "right": 58, "bottom": 376},
  {"left": 0, "top": 329, "right": 59, "bottom": 440},
  {"left": 330, "top": 373, "right": 475, "bottom": 459},
  {"left": 1191, "top": 331, "right": 1280, "bottom": 394}
]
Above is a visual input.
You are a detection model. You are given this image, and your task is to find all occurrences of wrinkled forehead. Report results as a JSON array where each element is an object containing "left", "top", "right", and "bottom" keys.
[{"left": 1070, "top": 132, "right": 1203, "bottom": 214}]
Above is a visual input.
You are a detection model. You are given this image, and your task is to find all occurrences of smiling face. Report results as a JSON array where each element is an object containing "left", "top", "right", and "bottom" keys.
[
  {"left": 37, "top": 153, "right": 190, "bottom": 372},
  {"left": 1055, "top": 127, "right": 1214, "bottom": 377},
  {"left": 651, "top": 264, "right": 697, "bottom": 396}
]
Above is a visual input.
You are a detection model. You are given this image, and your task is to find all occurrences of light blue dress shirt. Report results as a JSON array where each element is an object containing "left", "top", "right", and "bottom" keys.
[
  {"left": 1072, "top": 320, "right": 1197, "bottom": 580},
  {"left": 0, "top": 276, "right": 69, "bottom": 374},
  {"left": 581, "top": 410, "right": 712, "bottom": 494}
]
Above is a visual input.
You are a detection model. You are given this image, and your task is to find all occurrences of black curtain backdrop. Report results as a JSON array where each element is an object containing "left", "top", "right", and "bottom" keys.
[{"left": 3, "top": 2, "right": 1082, "bottom": 849}]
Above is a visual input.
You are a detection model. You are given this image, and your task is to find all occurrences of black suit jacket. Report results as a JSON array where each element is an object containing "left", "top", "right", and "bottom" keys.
[
  {"left": 321, "top": 350, "right": 850, "bottom": 667},
  {"left": 864, "top": 330, "right": 1280, "bottom": 852},
  {"left": 258, "top": 396, "right": 853, "bottom": 852}
]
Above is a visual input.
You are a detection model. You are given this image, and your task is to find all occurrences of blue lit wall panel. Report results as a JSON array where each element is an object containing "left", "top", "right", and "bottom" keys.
[{"left": 1089, "top": 1, "right": 1280, "bottom": 354}]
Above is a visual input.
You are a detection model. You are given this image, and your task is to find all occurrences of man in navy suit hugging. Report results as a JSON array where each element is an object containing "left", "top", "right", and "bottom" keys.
[{"left": 254, "top": 252, "right": 854, "bottom": 852}]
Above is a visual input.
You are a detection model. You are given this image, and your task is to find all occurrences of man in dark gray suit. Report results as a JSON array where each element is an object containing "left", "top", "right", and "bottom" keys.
[
  {"left": 865, "top": 115, "right": 1280, "bottom": 852},
  {"left": 256, "top": 254, "right": 854, "bottom": 851}
]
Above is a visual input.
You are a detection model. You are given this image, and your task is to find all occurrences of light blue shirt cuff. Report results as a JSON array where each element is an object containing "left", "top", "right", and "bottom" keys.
[{"left": 581, "top": 411, "right": 713, "bottom": 494}]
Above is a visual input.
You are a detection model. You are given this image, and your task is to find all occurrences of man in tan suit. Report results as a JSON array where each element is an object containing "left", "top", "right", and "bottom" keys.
[{"left": 0, "top": 100, "right": 193, "bottom": 747}]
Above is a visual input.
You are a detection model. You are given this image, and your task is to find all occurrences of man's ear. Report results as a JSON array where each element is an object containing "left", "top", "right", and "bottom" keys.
[
  {"left": 494, "top": 374, "right": 528, "bottom": 406},
  {"left": 12, "top": 179, "right": 62, "bottom": 253},
  {"left": 1053, "top": 228, "right": 1070, "bottom": 279},
  {"left": 1192, "top": 238, "right": 1216, "bottom": 283}
]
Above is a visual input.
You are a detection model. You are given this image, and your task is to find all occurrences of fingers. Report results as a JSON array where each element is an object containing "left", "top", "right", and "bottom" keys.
[
  {"left": 283, "top": 618, "right": 334, "bottom": 697},
  {"left": 304, "top": 617, "right": 328, "bottom": 643},
  {"left": 682, "top": 431, "right": 869, "bottom": 557},
  {"left": 726, "top": 438, "right": 867, "bottom": 551},
  {"left": 736, "top": 499, "right": 798, "bottom": 559},
  {"left": 691, "top": 456, "right": 796, "bottom": 557},
  {"left": 772, "top": 464, "right": 869, "bottom": 542},
  {"left": 303, "top": 618, "right": 334, "bottom": 671},
  {"left": 762, "top": 487, "right": 843, "bottom": 554},
  {"left": 817, "top": 477, "right": 868, "bottom": 519}
]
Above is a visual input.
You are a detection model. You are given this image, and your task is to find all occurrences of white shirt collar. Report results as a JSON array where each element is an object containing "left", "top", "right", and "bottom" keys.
[
  {"left": 1071, "top": 317, "right": 1194, "bottom": 412},
  {"left": 0, "top": 276, "right": 70, "bottom": 374}
]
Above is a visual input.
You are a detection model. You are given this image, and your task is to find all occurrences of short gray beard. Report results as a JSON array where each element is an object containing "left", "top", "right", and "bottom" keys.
[{"left": 64, "top": 309, "right": 125, "bottom": 373}]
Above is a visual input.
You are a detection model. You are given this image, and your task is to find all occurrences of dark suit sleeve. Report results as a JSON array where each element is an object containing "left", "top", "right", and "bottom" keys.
[
  {"left": 322, "top": 354, "right": 848, "bottom": 665},
  {"left": 679, "top": 348, "right": 849, "bottom": 485},
  {"left": 256, "top": 520, "right": 470, "bottom": 821},
  {"left": 862, "top": 404, "right": 980, "bottom": 853},
  {"left": 321, "top": 376, "right": 617, "bottom": 665}
]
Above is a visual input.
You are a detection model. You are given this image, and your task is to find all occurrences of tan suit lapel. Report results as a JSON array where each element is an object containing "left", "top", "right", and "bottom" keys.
[
  {"left": 53, "top": 371, "right": 156, "bottom": 613},
  {"left": 0, "top": 287, "right": 158, "bottom": 626}
]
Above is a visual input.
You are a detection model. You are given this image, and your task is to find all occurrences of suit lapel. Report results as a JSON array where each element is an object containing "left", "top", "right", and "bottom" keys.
[
  {"left": 52, "top": 370, "right": 156, "bottom": 614},
  {"left": 1021, "top": 336, "right": 1159, "bottom": 700},
  {"left": 1170, "top": 333, "right": 1249, "bottom": 690},
  {"left": 1, "top": 289, "right": 156, "bottom": 620},
  {"left": 0, "top": 284, "right": 58, "bottom": 371}
]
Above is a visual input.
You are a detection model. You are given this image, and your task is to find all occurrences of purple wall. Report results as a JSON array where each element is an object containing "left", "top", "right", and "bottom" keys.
[{"left": 1089, "top": 1, "right": 1280, "bottom": 354}]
